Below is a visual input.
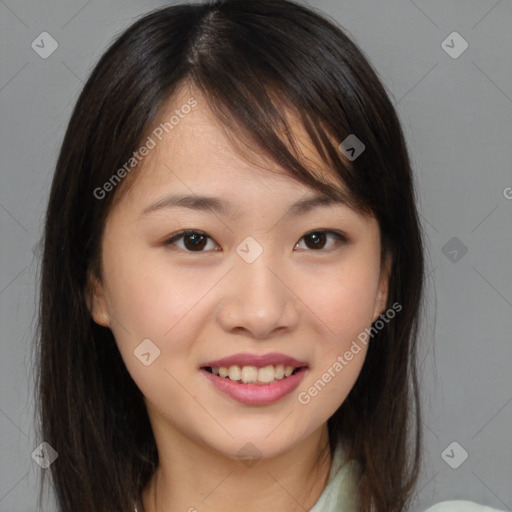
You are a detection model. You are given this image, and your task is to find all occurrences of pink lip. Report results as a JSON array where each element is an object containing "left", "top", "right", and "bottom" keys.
[
  {"left": 200, "top": 352, "right": 308, "bottom": 369},
  {"left": 200, "top": 367, "right": 308, "bottom": 405}
]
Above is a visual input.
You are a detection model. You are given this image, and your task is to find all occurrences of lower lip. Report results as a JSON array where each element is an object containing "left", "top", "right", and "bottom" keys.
[{"left": 200, "top": 367, "right": 308, "bottom": 405}]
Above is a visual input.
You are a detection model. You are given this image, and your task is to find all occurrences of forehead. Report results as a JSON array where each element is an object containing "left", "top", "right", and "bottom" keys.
[{"left": 116, "top": 82, "right": 351, "bottom": 209}]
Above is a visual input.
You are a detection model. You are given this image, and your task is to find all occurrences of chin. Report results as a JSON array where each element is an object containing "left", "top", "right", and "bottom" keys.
[{"left": 207, "top": 425, "right": 311, "bottom": 462}]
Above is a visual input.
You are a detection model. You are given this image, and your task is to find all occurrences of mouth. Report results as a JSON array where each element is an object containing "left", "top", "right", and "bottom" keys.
[
  {"left": 201, "top": 364, "right": 307, "bottom": 385},
  {"left": 199, "top": 353, "right": 309, "bottom": 404},
  {"left": 199, "top": 364, "right": 309, "bottom": 405}
]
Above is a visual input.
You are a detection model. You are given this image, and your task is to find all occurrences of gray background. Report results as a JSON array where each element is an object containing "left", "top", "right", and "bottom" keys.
[{"left": 1, "top": 0, "right": 511, "bottom": 511}]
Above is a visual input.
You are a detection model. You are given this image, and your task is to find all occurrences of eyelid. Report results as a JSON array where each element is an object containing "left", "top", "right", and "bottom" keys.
[
  {"left": 162, "top": 229, "right": 349, "bottom": 253},
  {"left": 163, "top": 229, "right": 220, "bottom": 252},
  {"left": 296, "top": 229, "right": 348, "bottom": 250}
]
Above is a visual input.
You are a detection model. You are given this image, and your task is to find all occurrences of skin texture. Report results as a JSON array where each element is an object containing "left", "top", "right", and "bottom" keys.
[{"left": 88, "top": 82, "right": 390, "bottom": 512}]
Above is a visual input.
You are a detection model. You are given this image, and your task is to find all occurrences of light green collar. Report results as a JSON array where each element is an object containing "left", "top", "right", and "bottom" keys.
[
  {"left": 309, "top": 441, "right": 360, "bottom": 512},
  {"left": 134, "top": 442, "right": 360, "bottom": 512}
]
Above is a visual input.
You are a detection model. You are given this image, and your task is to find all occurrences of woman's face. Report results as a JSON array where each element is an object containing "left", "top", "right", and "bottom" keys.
[{"left": 89, "top": 85, "right": 390, "bottom": 461}]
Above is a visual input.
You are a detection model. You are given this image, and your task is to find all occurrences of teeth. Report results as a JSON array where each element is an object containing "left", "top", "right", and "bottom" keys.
[
  {"left": 258, "top": 365, "right": 275, "bottom": 383},
  {"left": 228, "top": 365, "right": 241, "bottom": 381},
  {"left": 208, "top": 364, "right": 300, "bottom": 384},
  {"left": 241, "top": 365, "right": 258, "bottom": 383},
  {"left": 284, "top": 366, "right": 294, "bottom": 377},
  {"left": 274, "top": 365, "right": 285, "bottom": 379}
]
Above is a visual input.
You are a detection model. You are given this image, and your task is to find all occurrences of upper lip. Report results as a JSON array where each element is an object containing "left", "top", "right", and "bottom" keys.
[{"left": 201, "top": 352, "right": 308, "bottom": 369}]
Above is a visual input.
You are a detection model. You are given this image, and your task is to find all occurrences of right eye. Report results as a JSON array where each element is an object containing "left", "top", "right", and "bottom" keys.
[{"left": 163, "top": 230, "right": 220, "bottom": 252}]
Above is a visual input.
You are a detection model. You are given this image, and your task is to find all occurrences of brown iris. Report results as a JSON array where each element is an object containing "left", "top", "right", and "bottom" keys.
[
  {"left": 303, "top": 232, "right": 327, "bottom": 250},
  {"left": 183, "top": 233, "right": 208, "bottom": 251}
]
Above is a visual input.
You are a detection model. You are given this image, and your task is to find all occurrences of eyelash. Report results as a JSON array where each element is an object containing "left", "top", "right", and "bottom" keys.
[{"left": 162, "top": 229, "right": 348, "bottom": 253}]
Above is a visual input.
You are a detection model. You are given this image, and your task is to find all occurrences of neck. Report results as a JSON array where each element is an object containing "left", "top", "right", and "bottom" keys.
[{"left": 140, "top": 423, "right": 332, "bottom": 512}]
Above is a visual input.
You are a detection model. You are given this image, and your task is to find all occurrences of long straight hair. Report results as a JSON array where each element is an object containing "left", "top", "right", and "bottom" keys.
[{"left": 35, "top": 1, "right": 425, "bottom": 511}]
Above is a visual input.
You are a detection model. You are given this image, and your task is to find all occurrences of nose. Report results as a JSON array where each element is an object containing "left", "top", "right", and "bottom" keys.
[{"left": 216, "top": 253, "right": 300, "bottom": 339}]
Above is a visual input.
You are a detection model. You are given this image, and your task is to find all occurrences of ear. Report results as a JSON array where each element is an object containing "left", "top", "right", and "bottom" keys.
[
  {"left": 372, "top": 254, "right": 392, "bottom": 323},
  {"left": 86, "top": 271, "right": 111, "bottom": 327}
]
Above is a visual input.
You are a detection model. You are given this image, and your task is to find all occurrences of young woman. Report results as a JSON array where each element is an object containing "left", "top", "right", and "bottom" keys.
[{"left": 35, "top": 1, "right": 505, "bottom": 511}]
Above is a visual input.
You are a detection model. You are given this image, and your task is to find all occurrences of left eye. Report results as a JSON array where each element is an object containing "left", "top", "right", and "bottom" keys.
[
  {"left": 164, "top": 230, "right": 220, "bottom": 252},
  {"left": 163, "top": 230, "right": 347, "bottom": 253},
  {"left": 294, "top": 230, "right": 347, "bottom": 251}
]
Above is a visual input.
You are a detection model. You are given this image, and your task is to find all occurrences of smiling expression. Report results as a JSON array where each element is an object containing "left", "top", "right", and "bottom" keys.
[{"left": 87, "top": 83, "right": 390, "bottom": 460}]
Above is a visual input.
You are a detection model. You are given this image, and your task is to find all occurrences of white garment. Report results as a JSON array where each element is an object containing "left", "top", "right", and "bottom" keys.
[
  {"left": 134, "top": 444, "right": 507, "bottom": 512},
  {"left": 309, "top": 440, "right": 360, "bottom": 511},
  {"left": 423, "top": 501, "right": 507, "bottom": 512},
  {"left": 308, "top": 442, "right": 507, "bottom": 512}
]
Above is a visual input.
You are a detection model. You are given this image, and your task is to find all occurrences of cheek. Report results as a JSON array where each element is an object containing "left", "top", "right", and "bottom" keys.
[
  {"left": 299, "top": 247, "right": 380, "bottom": 412},
  {"left": 102, "top": 241, "right": 212, "bottom": 339},
  {"left": 100, "top": 245, "right": 205, "bottom": 382},
  {"left": 296, "top": 266, "right": 375, "bottom": 422},
  {"left": 102, "top": 262, "right": 204, "bottom": 407},
  {"left": 307, "top": 257, "right": 381, "bottom": 343}
]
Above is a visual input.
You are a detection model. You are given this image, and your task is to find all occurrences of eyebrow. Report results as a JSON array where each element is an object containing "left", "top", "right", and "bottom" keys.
[{"left": 140, "top": 192, "right": 348, "bottom": 219}]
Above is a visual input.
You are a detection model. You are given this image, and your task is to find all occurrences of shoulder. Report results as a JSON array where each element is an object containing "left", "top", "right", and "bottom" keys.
[{"left": 423, "top": 500, "right": 507, "bottom": 512}]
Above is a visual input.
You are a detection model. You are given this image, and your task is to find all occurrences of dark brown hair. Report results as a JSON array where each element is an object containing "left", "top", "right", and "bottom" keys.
[{"left": 35, "top": 1, "right": 425, "bottom": 511}]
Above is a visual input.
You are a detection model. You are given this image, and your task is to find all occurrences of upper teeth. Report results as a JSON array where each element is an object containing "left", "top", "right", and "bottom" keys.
[{"left": 211, "top": 364, "right": 298, "bottom": 384}]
